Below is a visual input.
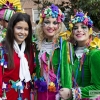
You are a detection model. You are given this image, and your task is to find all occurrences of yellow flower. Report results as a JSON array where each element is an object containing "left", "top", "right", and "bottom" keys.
[
  {"left": 49, "top": 82, "right": 55, "bottom": 87},
  {"left": 59, "top": 30, "right": 71, "bottom": 40},
  {"left": 90, "top": 37, "right": 100, "bottom": 49},
  {"left": 48, "top": 82, "right": 56, "bottom": 92}
]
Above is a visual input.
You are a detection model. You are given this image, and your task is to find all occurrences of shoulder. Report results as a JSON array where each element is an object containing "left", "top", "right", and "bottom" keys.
[
  {"left": 88, "top": 49, "right": 100, "bottom": 64},
  {"left": 59, "top": 37, "right": 70, "bottom": 45},
  {"left": 89, "top": 48, "right": 100, "bottom": 57}
]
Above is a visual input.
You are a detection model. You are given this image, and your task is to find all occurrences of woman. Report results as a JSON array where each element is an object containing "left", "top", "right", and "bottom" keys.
[
  {"left": 59, "top": 11, "right": 100, "bottom": 100},
  {"left": 33, "top": 4, "right": 72, "bottom": 100},
  {"left": 0, "top": 12, "right": 35, "bottom": 99}
]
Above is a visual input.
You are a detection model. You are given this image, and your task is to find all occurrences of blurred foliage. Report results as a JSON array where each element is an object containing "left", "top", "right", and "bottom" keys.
[
  {"left": 69, "top": 0, "right": 100, "bottom": 30},
  {"left": 32, "top": 0, "right": 100, "bottom": 30}
]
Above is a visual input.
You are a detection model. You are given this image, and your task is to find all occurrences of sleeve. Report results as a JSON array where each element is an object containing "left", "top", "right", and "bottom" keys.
[
  {"left": 60, "top": 39, "right": 72, "bottom": 89},
  {"left": 72, "top": 50, "right": 100, "bottom": 99}
]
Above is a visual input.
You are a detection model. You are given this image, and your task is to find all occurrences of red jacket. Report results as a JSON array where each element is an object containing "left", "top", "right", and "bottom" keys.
[{"left": 0, "top": 47, "right": 35, "bottom": 99}]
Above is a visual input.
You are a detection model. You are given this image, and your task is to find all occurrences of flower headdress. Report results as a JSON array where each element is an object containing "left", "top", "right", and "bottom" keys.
[
  {"left": 39, "top": 4, "right": 65, "bottom": 24},
  {"left": 69, "top": 11, "right": 93, "bottom": 31},
  {"left": 0, "top": 0, "right": 23, "bottom": 21},
  {"left": 0, "top": 0, "right": 22, "bottom": 12}
]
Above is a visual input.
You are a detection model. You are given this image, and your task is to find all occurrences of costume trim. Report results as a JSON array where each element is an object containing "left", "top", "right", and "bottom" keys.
[{"left": 72, "top": 87, "right": 82, "bottom": 100}]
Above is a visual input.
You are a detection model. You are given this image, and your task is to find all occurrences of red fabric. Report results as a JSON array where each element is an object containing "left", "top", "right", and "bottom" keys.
[{"left": 2, "top": 47, "right": 35, "bottom": 100}]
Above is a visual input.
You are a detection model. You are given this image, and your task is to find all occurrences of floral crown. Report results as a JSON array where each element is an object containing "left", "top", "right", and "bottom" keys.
[
  {"left": 69, "top": 11, "right": 93, "bottom": 29},
  {"left": 39, "top": 4, "right": 65, "bottom": 23}
]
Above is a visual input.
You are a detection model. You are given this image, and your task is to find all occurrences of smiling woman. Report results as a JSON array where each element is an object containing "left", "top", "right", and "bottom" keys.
[
  {"left": 59, "top": 11, "right": 100, "bottom": 100},
  {"left": 42, "top": 17, "right": 59, "bottom": 40},
  {"left": 0, "top": 12, "right": 35, "bottom": 100},
  {"left": 14, "top": 21, "right": 29, "bottom": 44},
  {"left": 32, "top": 4, "right": 72, "bottom": 100}
]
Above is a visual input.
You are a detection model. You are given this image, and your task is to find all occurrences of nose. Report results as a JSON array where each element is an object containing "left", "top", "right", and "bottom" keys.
[
  {"left": 48, "top": 23, "right": 54, "bottom": 28},
  {"left": 77, "top": 27, "right": 83, "bottom": 32},
  {"left": 21, "top": 29, "right": 25, "bottom": 34}
]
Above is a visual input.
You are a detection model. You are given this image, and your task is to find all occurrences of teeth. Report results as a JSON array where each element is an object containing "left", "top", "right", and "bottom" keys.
[{"left": 18, "top": 35, "right": 24, "bottom": 38}]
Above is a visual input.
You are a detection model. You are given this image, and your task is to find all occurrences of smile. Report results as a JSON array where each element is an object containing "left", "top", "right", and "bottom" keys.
[{"left": 18, "top": 35, "right": 24, "bottom": 39}]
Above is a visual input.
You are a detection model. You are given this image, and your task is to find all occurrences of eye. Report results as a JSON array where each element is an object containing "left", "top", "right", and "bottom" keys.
[
  {"left": 81, "top": 26, "right": 88, "bottom": 29},
  {"left": 73, "top": 26, "right": 78, "bottom": 30},
  {"left": 25, "top": 28, "right": 29, "bottom": 31},
  {"left": 53, "top": 21, "right": 58, "bottom": 25},
  {"left": 16, "top": 26, "right": 22, "bottom": 29},
  {"left": 43, "top": 20, "right": 50, "bottom": 24}
]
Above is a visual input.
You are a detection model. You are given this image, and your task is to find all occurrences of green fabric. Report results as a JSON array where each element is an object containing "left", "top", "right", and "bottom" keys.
[
  {"left": 35, "top": 39, "right": 72, "bottom": 88},
  {"left": 73, "top": 49, "right": 100, "bottom": 98},
  {"left": 35, "top": 50, "right": 40, "bottom": 78},
  {"left": 60, "top": 40, "right": 72, "bottom": 88}
]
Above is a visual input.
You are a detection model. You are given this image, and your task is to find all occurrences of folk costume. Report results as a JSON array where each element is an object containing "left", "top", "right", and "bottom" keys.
[
  {"left": 0, "top": 41, "right": 35, "bottom": 100},
  {"left": 32, "top": 4, "right": 72, "bottom": 100},
  {"left": 69, "top": 12, "right": 100, "bottom": 100},
  {"left": 0, "top": 0, "right": 35, "bottom": 100}
]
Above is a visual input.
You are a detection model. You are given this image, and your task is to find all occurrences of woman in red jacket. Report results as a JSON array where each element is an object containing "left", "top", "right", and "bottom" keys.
[{"left": 0, "top": 12, "right": 35, "bottom": 100}]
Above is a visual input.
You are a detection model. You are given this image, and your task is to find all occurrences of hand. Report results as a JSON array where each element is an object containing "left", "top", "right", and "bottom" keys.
[{"left": 59, "top": 88, "right": 72, "bottom": 100}]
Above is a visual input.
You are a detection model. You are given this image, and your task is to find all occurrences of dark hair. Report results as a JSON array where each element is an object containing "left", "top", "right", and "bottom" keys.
[{"left": 3, "top": 12, "right": 32, "bottom": 69}]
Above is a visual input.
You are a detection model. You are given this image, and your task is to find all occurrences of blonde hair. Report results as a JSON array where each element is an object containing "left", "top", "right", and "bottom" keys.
[{"left": 35, "top": 22, "right": 66, "bottom": 50}]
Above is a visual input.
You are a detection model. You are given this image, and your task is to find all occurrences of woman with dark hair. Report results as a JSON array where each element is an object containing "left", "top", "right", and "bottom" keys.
[{"left": 0, "top": 12, "right": 35, "bottom": 100}]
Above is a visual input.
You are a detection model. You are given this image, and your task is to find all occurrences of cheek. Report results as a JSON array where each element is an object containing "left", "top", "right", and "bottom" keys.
[
  {"left": 26, "top": 31, "right": 29, "bottom": 36},
  {"left": 14, "top": 28, "right": 20, "bottom": 34},
  {"left": 72, "top": 30, "right": 76, "bottom": 34},
  {"left": 54, "top": 25, "right": 59, "bottom": 30}
]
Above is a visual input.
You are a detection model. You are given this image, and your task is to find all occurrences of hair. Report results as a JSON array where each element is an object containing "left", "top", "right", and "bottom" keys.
[
  {"left": 35, "top": 4, "right": 66, "bottom": 50},
  {"left": 2, "top": 12, "right": 32, "bottom": 69},
  {"left": 36, "top": 21, "right": 66, "bottom": 50}
]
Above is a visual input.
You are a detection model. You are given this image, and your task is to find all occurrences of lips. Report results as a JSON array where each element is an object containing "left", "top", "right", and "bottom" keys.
[
  {"left": 76, "top": 34, "right": 84, "bottom": 38},
  {"left": 47, "top": 29, "right": 54, "bottom": 33}
]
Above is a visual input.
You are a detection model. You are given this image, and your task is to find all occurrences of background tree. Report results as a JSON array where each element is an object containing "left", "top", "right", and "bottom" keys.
[
  {"left": 32, "top": 0, "right": 100, "bottom": 30},
  {"left": 69, "top": 0, "right": 100, "bottom": 31}
]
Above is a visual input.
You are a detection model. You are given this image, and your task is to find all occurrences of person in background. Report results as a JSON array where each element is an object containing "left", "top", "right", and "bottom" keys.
[
  {"left": 0, "top": 12, "right": 35, "bottom": 100},
  {"left": 32, "top": 4, "right": 72, "bottom": 100},
  {"left": 59, "top": 11, "right": 100, "bottom": 100},
  {"left": 0, "top": 0, "right": 23, "bottom": 42}
]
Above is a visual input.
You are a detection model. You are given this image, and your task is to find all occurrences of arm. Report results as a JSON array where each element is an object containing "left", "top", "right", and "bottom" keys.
[
  {"left": 72, "top": 49, "right": 100, "bottom": 99},
  {"left": 59, "top": 49, "right": 100, "bottom": 100},
  {"left": 60, "top": 40, "right": 72, "bottom": 88}
]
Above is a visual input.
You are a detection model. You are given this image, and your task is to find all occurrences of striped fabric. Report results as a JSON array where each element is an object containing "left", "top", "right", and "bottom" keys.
[{"left": 3, "top": 9, "right": 15, "bottom": 21}]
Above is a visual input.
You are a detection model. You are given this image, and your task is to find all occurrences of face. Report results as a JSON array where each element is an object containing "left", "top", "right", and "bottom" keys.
[
  {"left": 14, "top": 21, "right": 29, "bottom": 44},
  {"left": 72, "top": 23, "right": 89, "bottom": 45},
  {"left": 42, "top": 17, "right": 59, "bottom": 39}
]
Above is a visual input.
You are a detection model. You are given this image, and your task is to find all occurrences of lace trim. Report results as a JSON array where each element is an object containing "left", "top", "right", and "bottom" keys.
[{"left": 38, "top": 39, "right": 59, "bottom": 68}]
